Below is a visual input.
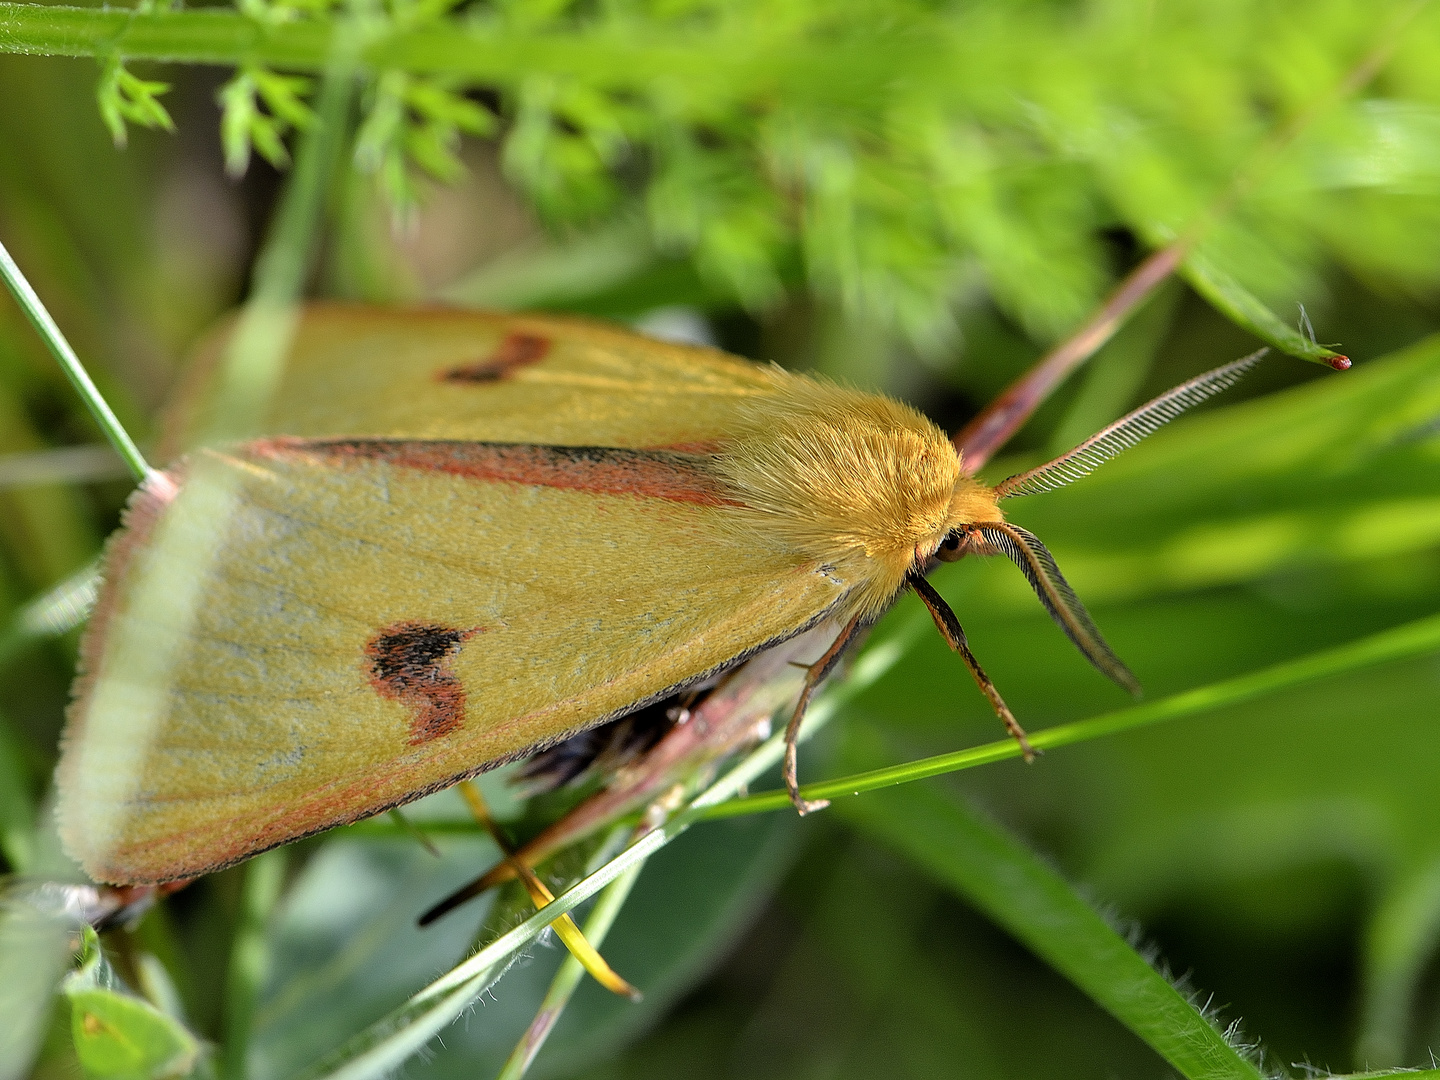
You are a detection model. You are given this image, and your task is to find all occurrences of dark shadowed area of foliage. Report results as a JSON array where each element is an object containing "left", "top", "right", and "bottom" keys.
[{"left": 2, "top": 1, "right": 1440, "bottom": 1078}]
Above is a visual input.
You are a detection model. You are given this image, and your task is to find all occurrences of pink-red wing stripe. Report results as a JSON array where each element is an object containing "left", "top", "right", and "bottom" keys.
[{"left": 254, "top": 438, "right": 742, "bottom": 507}]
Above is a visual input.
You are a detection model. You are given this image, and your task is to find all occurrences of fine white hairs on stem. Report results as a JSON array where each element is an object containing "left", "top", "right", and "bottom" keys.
[{"left": 993, "top": 349, "right": 1268, "bottom": 500}]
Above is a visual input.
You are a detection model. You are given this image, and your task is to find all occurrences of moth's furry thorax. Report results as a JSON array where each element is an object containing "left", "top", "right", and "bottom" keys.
[{"left": 712, "top": 372, "right": 1004, "bottom": 620}]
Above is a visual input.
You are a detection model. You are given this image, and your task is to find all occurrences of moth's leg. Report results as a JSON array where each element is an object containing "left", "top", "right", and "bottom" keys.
[
  {"left": 907, "top": 571, "right": 1037, "bottom": 762},
  {"left": 783, "top": 613, "right": 865, "bottom": 815}
]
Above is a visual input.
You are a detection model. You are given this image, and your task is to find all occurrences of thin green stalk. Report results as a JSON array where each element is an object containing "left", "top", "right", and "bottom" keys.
[
  {"left": 0, "top": 4, "right": 849, "bottom": 83},
  {"left": 0, "top": 708, "right": 35, "bottom": 873},
  {"left": 223, "top": 849, "right": 288, "bottom": 1080},
  {"left": 701, "top": 610, "right": 1440, "bottom": 821},
  {"left": 202, "top": 15, "right": 362, "bottom": 444},
  {"left": 1356, "top": 855, "right": 1440, "bottom": 1066},
  {"left": 497, "top": 864, "right": 645, "bottom": 1080},
  {"left": 291, "top": 703, "right": 813, "bottom": 1080},
  {"left": 0, "top": 237, "right": 150, "bottom": 482}
]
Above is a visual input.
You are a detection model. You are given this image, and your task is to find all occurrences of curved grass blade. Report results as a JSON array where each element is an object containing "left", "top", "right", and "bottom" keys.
[
  {"left": 843, "top": 784, "right": 1268, "bottom": 1080},
  {"left": 1181, "top": 246, "right": 1350, "bottom": 370},
  {"left": 702, "top": 608, "right": 1440, "bottom": 819},
  {"left": 1356, "top": 854, "right": 1440, "bottom": 1067}
]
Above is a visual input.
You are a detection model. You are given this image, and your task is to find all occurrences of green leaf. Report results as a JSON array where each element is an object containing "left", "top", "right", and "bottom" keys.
[
  {"left": 253, "top": 68, "right": 315, "bottom": 131},
  {"left": 95, "top": 57, "right": 174, "bottom": 150},
  {"left": 842, "top": 782, "right": 1267, "bottom": 1080},
  {"left": 1181, "top": 244, "right": 1350, "bottom": 368},
  {"left": 65, "top": 929, "right": 202, "bottom": 1080},
  {"left": 67, "top": 990, "right": 202, "bottom": 1080},
  {"left": 218, "top": 67, "right": 316, "bottom": 176}
]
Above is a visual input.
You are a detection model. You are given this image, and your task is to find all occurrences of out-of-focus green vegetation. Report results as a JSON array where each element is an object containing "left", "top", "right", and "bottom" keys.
[{"left": 2, "top": 0, "right": 1440, "bottom": 1077}]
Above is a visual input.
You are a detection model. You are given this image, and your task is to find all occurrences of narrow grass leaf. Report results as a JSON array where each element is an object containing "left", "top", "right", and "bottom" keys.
[
  {"left": 1356, "top": 854, "right": 1440, "bottom": 1067},
  {"left": 201, "top": 24, "right": 360, "bottom": 445},
  {"left": 0, "top": 238, "right": 151, "bottom": 481},
  {"left": 844, "top": 785, "right": 1266, "bottom": 1080},
  {"left": 225, "top": 850, "right": 289, "bottom": 1080},
  {"left": 1181, "top": 246, "right": 1349, "bottom": 369},
  {"left": 702, "top": 610, "right": 1440, "bottom": 819}
]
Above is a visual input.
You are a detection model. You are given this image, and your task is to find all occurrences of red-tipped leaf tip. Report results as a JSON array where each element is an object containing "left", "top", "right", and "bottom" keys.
[{"left": 1329, "top": 355, "right": 1352, "bottom": 371}]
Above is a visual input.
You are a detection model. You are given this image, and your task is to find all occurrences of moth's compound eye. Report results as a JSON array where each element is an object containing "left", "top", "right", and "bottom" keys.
[{"left": 935, "top": 531, "right": 965, "bottom": 563}]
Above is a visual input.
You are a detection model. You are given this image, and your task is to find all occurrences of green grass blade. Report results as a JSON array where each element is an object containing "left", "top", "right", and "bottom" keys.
[
  {"left": 201, "top": 24, "right": 361, "bottom": 445},
  {"left": 0, "top": 560, "right": 99, "bottom": 668},
  {"left": 1181, "top": 245, "right": 1349, "bottom": 369},
  {"left": 0, "top": 237, "right": 151, "bottom": 481},
  {"left": 289, "top": 708, "right": 814, "bottom": 1080},
  {"left": 702, "top": 610, "right": 1440, "bottom": 820},
  {"left": 843, "top": 784, "right": 1267, "bottom": 1080},
  {"left": 1356, "top": 855, "right": 1440, "bottom": 1067},
  {"left": 224, "top": 850, "right": 288, "bottom": 1080}
]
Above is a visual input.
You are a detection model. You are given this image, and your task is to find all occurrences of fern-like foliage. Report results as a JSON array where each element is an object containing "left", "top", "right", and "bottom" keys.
[{"left": 67, "top": 0, "right": 1440, "bottom": 350}]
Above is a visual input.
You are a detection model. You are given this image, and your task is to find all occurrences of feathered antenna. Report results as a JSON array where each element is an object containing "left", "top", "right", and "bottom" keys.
[
  {"left": 993, "top": 349, "right": 1268, "bottom": 500},
  {"left": 975, "top": 521, "right": 1140, "bottom": 695}
]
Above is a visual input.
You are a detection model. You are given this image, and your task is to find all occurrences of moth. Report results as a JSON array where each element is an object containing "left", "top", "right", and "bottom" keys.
[{"left": 56, "top": 305, "right": 1264, "bottom": 884}]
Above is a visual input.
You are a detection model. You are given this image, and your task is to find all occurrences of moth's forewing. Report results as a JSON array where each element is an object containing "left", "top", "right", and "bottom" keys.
[
  {"left": 59, "top": 438, "right": 847, "bottom": 884},
  {"left": 163, "top": 305, "right": 784, "bottom": 455}
]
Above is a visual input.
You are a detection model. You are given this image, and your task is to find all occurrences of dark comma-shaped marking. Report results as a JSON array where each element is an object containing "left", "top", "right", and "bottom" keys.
[
  {"left": 441, "top": 332, "right": 551, "bottom": 383},
  {"left": 366, "top": 622, "right": 484, "bottom": 744}
]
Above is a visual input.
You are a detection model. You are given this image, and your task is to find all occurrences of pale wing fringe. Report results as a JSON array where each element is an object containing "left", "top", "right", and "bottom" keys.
[
  {"left": 993, "top": 349, "right": 1268, "bottom": 499},
  {"left": 977, "top": 522, "right": 1140, "bottom": 695}
]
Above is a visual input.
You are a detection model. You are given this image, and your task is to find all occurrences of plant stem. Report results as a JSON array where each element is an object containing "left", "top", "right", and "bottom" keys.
[
  {"left": 955, "top": 241, "right": 1187, "bottom": 472},
  {"left": 0, "top": 237, "right": 151, "bottom": 482},
  {"left": 700, "top": 610, "right": 1440, "bottom": 821},
  {"left": 202, "top": 16, "right": 361, "bottom": 444},
  {"left": 222, "top": 849, "right": 287, "bottom": 1080}
]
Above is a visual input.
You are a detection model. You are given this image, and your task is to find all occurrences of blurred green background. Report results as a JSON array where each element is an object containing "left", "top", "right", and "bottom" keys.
[{"left": 2, "top": 0, "right": 1440, "bottom": 1077}]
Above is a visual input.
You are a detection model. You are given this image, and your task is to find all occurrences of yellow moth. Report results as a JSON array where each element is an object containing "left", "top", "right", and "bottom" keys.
[{"left": 56, "top": 305, "right": 1264, "bottom": 884}]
